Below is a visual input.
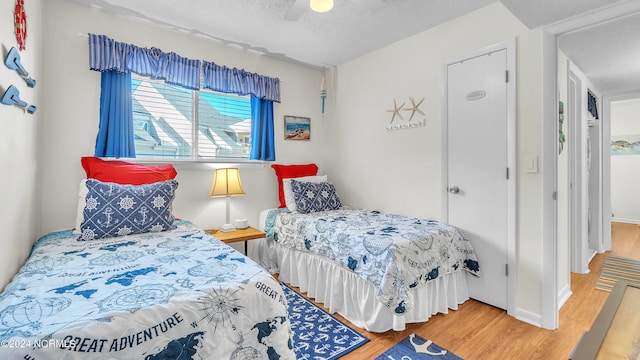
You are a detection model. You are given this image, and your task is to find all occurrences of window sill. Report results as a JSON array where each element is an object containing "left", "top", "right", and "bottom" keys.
[{"left": 105, "top": 158, "right": 268, "bottom": 171}]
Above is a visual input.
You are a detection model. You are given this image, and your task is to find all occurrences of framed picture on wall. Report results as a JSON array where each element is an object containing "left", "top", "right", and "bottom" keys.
[
  {"left": 284, "top": 115, "right": 311, "bottom": 140},
  {"left": 611, "top": 134, "right": 640, "bottom": 155}
]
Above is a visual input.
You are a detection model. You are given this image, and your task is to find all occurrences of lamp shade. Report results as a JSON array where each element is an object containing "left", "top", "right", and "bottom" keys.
[
  {"left": 210, "top": 168, "right": 245, "bottom": 197},
  {"left": 310, "top": 0, "right": 333, "bottom": 13}
]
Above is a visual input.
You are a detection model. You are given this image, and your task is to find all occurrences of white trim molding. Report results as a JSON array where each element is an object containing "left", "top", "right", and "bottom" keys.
[
  {"left": 516, "top": 307, "right": 543, "bottom": 328},
  {"left": 541, "top": 30, "right": 559, "bottom": 330},
  {"left": 557, "top": 284, "right": 573, "bottom": 310}
]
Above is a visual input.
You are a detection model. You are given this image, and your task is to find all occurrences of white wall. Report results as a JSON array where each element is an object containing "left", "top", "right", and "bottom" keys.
[
  {"left": 0, "top": 0, "right": 43, "bottom": 288},
  {"left": 38, "top": 0, "right": 326, "bottom": 253},
  {"left": 327, "top": 2, "right": 547, "bottom": 320},
  {"left": 610, "top": 98, "right": 640, "bottom": 223}
]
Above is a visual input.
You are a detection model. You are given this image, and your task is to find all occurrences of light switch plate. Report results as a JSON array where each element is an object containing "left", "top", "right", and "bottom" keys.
[{"left": 525, "top": 156, "right": 538, "bottom": 173}]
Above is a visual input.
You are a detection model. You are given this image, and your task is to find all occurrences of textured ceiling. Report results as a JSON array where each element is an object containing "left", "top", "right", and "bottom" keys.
[
  {"left": 501, "top": 0, "right": 624, "bottom": 28},
  {"left": 558, "top": 11, "right": 640, "bottom": 93},
  {"left": 64, "top": 0, "right": 640, "bottom": 93},
  {"left": 65, "top": 0, "right": 498, "bottom": 67}
]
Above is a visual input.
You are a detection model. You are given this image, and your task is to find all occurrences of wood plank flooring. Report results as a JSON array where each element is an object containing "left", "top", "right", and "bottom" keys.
[{"left": 284, "top": 222, "right": 640, "bottom": 359}]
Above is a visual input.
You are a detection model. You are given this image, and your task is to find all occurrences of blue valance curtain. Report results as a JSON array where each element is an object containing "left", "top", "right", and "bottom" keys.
[
  {"left": 202, "top": 61, "right": 280, "bottom": 103},
  {"left": 88, "top": 34, "right": 278, "bottom": 160},
  {"left": 88, "top": 34, "right": 201, "bottom": 90}
]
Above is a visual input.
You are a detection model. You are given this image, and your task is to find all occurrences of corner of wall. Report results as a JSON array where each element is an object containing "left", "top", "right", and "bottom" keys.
[{"left": 0, "top": 0, "right": 44, "bottom": 289}]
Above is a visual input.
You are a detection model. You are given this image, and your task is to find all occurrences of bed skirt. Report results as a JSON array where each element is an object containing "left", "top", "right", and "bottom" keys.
[{"left": 253, "top": 237, "right": 470, "bottom": 333}]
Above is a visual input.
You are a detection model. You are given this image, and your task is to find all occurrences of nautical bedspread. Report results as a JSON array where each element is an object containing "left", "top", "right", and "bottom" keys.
[
  {"left": 265, "top": 208, "right": 480, "bottom": 315},
  {"left": 0, "top": 221, "right": 295, "bottom": 359}
]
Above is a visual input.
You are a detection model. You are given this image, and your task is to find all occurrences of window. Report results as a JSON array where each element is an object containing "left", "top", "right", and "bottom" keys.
[{"left": 131, "top": 75, "right": 252, "bottom": 160}]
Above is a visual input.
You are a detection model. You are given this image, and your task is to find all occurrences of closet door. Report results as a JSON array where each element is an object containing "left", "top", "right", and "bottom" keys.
[{"left": 447, "top": 49, "right": 509, "bottom": 310}]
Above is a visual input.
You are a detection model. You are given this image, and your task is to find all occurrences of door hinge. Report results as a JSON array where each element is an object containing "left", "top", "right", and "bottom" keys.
[
  {"left": 505, "top": 263, "right": 509, "bottom": 276},
  {"left": 505, "top": 70, "right": 509, "bottom": 83},
  {"left": 506, "top": 167, "right": 509, "bottom": 180},
  {"left": 553, "top": 191, "right": 557, "bottom": 200}
]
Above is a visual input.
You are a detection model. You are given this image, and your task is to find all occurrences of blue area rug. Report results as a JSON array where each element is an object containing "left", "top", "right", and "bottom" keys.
[
  {"left": 281, "top": 283, "right": 369, "bottom": 360},
  {"left": 376, "top": 333, "right": 462, "bottom": 360}
]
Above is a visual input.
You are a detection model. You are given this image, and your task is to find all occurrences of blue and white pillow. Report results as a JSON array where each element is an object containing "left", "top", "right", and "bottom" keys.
[
  {"left": 291, "top": 180, "right": 341, "bottom": 214},
  {"left": 78, "top": 179, "right": 178, "bottom": 241}
]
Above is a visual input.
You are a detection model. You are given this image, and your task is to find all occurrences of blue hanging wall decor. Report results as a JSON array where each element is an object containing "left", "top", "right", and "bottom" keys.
[
  {"left": 1, "top": 85, "right": 36, "bottom": 114},
  {"left": 5, "top": 47, "right": 36, "bottom": 88}
]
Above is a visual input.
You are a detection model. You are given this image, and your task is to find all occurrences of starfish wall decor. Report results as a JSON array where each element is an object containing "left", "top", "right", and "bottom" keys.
[
  {"left": 404, "top": 97, "right": 425, "bottom": 121},
  {"left": 386, "top": 99, "right": 405, "bottom": 124},
  {"left": 385, "top": 97, "right": 426, "bottom": 131}
]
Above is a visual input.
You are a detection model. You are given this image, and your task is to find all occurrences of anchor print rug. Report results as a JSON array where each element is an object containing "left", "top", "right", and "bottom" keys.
[
  {"left": 375, "top": 333, "right": 463, "bottom": 360},
  {"left": 282, "top": 283, "right": 369, "bottom": 359}
]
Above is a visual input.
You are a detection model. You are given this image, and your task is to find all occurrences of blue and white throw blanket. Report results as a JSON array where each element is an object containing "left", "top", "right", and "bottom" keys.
[
  {"left": 265, "top": 209, "right": 480, "bottom": 315},
  {"left": 0, "top": 221, "right": 295, "bottom": 359}
]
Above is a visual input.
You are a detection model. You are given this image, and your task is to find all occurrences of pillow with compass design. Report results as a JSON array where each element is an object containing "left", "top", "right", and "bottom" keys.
[{"left": 78, "top": 179, "right": 178, "bottom": 241}]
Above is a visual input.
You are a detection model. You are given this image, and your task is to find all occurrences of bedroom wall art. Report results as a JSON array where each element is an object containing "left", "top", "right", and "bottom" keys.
[
  {"left": 385, "top": 97, "right": 426, "bottom": 131},
  {"left": 5, "top": 47, "right": 36, "bottom": 87},
  {"left": 14, "top": 0, "right": 27, "bottom": 51},
  {"left": 1, "top": 85, "right": 36, "bottom": 113},
  {"left": 284, "top": 115, "right": 311, "bottom": 140},
  {"left": 611, "top": 134, "right": 640, "bottom": 155}
]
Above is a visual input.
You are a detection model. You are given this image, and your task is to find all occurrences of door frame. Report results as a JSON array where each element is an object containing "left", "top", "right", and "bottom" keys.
[
  {"left": 543, "top": 0, "right": 640, "bottom": 330},
  {"left": 541, "top": 29, "right": 559, "bottom": 330},
  {"left": 567, "top": 63, "right": 603, "bottom": 274},
  {"left": 567, "top": 66, "right": 591, "bottom": 274},
  {"left": 441, "top": 39, "right": 517, "bottom": 317}
]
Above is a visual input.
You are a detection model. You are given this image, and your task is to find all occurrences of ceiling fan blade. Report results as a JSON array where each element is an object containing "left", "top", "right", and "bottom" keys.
[{"left": 284, "top": 0, "right": 306, "bottom": 21}]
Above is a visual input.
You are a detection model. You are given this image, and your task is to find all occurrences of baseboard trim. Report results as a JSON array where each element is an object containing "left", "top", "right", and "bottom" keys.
[
  {"left": 612, "top": 217, "right": 640, "bottom": 225},
  {"left": 558, "top": 283, "right": 573, "bottom": 309},
  {"left": 515, "top": 307, "right": 543, "bottom": 328}
]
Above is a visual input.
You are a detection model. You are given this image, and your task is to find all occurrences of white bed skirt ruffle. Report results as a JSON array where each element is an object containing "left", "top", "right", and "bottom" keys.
[{"left": 253, "top": 236, "right": 470, "bottom": 333}]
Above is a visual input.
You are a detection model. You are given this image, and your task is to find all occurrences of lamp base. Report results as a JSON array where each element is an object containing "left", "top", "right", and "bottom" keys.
[{"left": 219, "top": 223, "right": 236, "bottom": 232}]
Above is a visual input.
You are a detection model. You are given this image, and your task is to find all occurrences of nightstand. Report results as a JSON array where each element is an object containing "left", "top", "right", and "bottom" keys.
[{"left": 206, "top": 227, "right": 266, "bottom": 255}]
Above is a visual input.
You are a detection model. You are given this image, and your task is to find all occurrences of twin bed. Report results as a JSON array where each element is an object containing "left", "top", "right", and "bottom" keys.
[
  {"left": 0, "top": 222, "right": 294, "bottom": 359},
  {"left": 0, "top": 160, "right": 479, "bottom": 359},
  {"left": 255, "top": 207, "right": 479, "bottom": 333},
  {"left": 0, "top": 158, "right": 295, "bottom": 359},
  {"left": 254, "top": 163, "right": 480, "bottom": 333}
]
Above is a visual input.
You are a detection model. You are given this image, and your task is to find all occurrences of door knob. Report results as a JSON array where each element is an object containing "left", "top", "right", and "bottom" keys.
[{"left": 448, "top": 186, "right": 460, "bottom": 194}]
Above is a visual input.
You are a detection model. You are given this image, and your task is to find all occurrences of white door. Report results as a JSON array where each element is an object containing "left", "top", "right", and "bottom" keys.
[{"left": 447, "top": 49, "right": 509, "bottom": 309}]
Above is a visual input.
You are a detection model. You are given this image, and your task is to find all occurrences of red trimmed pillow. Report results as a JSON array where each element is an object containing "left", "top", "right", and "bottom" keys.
[
  {"left": 81, "top": 157, "right": 177, "bottom": 185},
  {"left": 271, "top": 163, "right": 318, "bottom": 208}
]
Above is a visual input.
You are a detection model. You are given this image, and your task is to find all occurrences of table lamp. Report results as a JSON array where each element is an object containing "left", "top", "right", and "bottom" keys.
[{"left": 210, "top": 168, "right": 245, "bottom": 232}]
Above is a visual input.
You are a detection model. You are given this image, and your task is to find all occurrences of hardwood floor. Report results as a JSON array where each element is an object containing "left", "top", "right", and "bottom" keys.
[{"left": 285, "top": 222, "right": 640, "bottom": 359}]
